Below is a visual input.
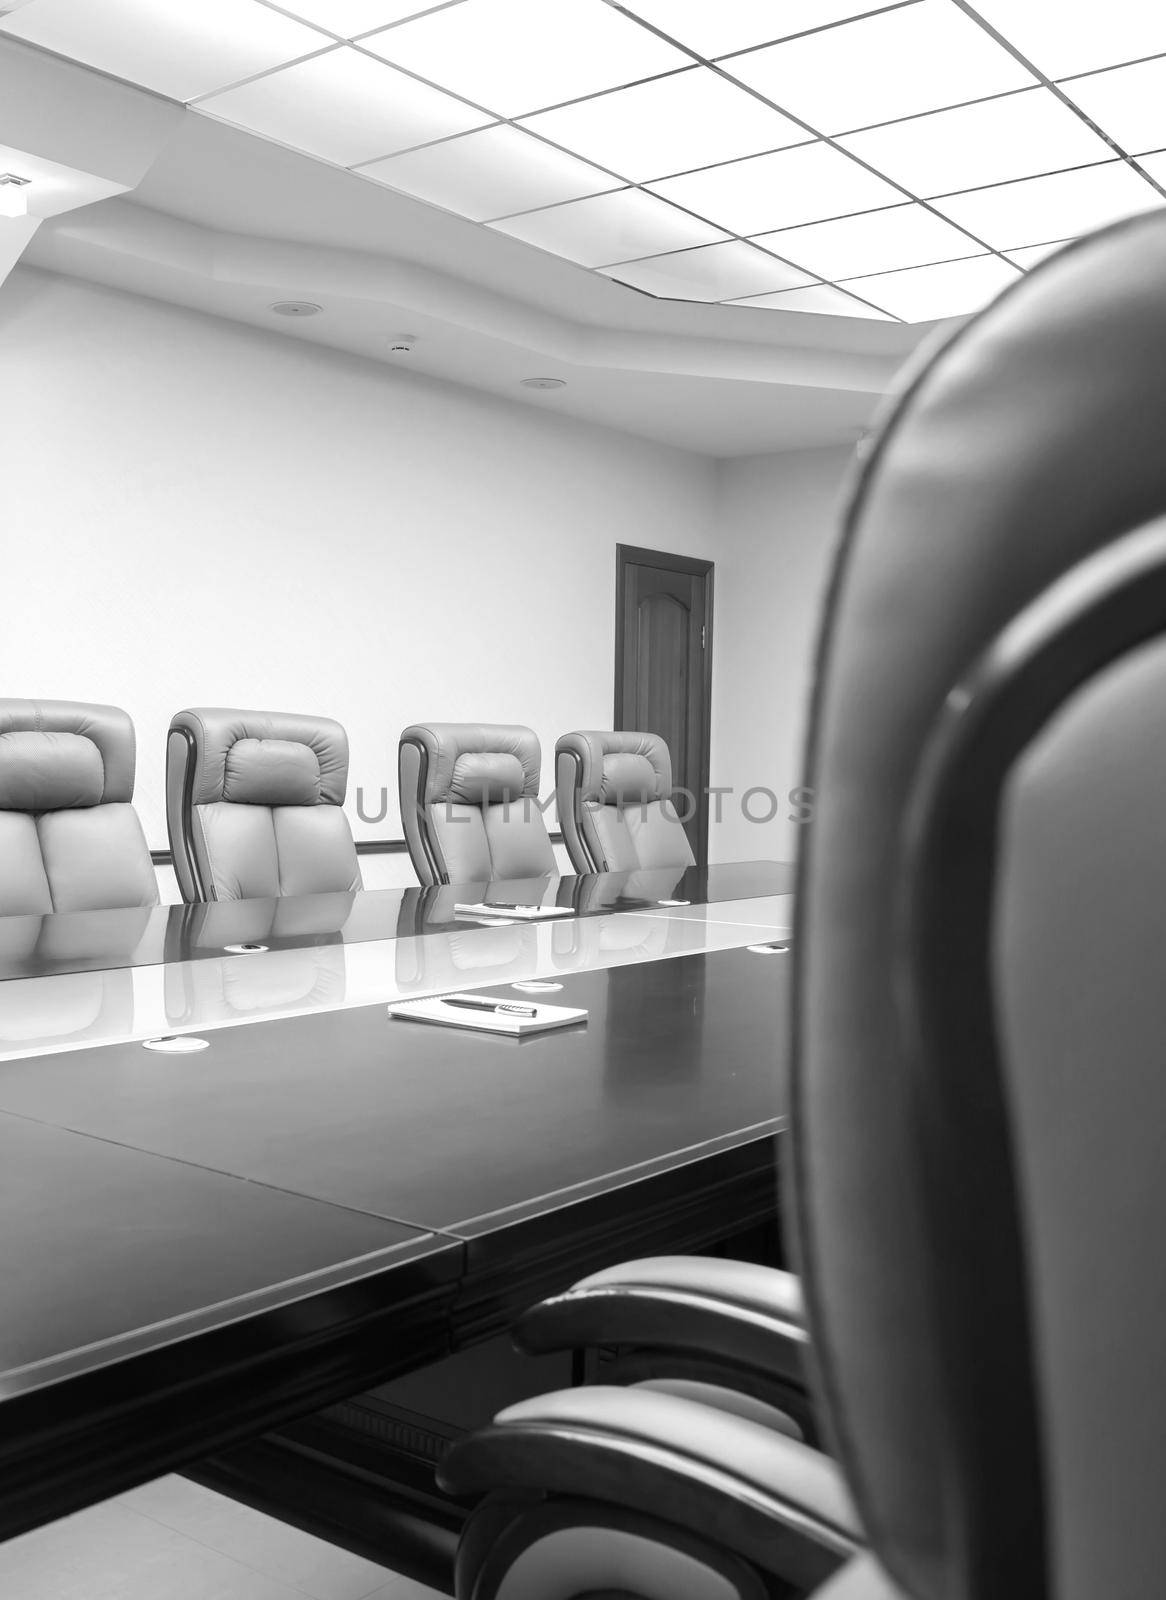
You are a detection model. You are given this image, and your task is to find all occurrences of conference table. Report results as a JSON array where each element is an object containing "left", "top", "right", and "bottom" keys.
[{"left": 0, "top": 860, "right": 794, "bottom": 1586}]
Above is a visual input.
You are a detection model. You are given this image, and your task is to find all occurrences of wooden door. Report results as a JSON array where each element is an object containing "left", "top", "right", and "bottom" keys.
[{"left": 615, "top": 545, "right": 713, "bottom": 863}]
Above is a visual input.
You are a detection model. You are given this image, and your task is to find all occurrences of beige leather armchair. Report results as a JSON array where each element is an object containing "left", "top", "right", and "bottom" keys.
[
  {"left": 166, "top": 707, "right": 362, "bottom": 902},
  {"left": 399, "top": 722, "right": 556, "bottom": 886},
  {"left": 0, "top": 698, "right": 157, "bottom": 915}
]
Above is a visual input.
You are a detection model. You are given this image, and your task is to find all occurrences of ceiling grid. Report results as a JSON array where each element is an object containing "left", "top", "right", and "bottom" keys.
[{"left": 3, "top": 0, "right": 1164, "bottom": 322}]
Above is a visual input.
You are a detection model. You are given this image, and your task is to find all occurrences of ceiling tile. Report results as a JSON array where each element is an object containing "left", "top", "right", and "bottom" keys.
[
  {"left": 839, "top": 87, "right": 1115, "bottom": 198},
  {"left": 0, "top": 0, "right": 324, "bottom": 102},
  {"left": 732, "top": 283, "right": 895, "bottom": 318},
  {"left": 360, "top": 124, "right": 616, "bottom": 219},
  {"left": 844, "top": 253, "right": 1022, "bottom": 320},
  {"left": 199, "top": 46, "right": 488, "bottom": 165},
  {"left": 602, "top": 240, "right": 813, "bottom": 301},
  {"left": 649, "top": 142, "right": 901, "bottom": 236},
  {"left": 608, "top": 0, "right": 897, "bottom": 62},
  {"left": 273, "top": 0, "right": 464, "bottom": 39},
  {"left": 519, "top": 66, "right": 806, "bottom": 184},
  {"left": 489, "top": 187, "right": 729, "bottom": 266},
  {"left": 970, "top": 0, "right": 1166, "bottom": 81},
  {"left": 726, "top": 0, "right": 1034, "bottom": 135},
  {"left": 755, "top": 203, "right": 982, "bottom": 280},
  {"left": 1061, "top": 57, "right": 1166, "bottom": 158},
  {"left": 361, "top": 0, "right": 689, "bottom": 116},
  {"left": 1137, "top": 151, "right": 1166, "bottom": 188},
  {"left": 1005, "top": 238, "right": 1074, "bottom": 269},
  {"left": 933, "top": 160, "right": 1162, "bottom": 249}
]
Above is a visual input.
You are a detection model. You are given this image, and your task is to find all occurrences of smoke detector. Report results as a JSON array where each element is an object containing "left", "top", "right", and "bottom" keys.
[
  {"left": 270, "top": 300, "right": 322, "bottom": 317},
  {"left": 520, "top": 376, "right": 566, "bottom": 390},
  {"left": 386, "top": 333, "right": 419, "bottom": 353}
]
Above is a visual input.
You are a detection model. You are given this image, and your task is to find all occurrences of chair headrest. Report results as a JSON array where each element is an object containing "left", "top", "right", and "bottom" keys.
[
  {"left": 558, "top": 731, "right": 673, "bottom": 805},
  {"left": 402, "top": 723, "right": 542, "bottom": 805},
  {"left": 0, "top": 699, "right": 137, "bottom": 810},
  {"left": 170, "top": 708, "right": 349, "bottom": 806}
]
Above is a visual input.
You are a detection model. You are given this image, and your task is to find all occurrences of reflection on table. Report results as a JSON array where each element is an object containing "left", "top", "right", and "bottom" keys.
[{"left": 0, "top": 861, "right": 793, "bottom": 982}]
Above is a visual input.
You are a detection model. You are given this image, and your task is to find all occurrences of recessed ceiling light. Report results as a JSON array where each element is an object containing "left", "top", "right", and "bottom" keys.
[
  {"left": 270, "top": 300, "right": 323, "bottom": 316},
  {"left": 520, "top": 376, "right": 566, "bottom": 389}
]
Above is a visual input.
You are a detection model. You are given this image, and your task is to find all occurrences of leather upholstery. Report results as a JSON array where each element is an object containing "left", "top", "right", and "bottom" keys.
[
  {"left": 399, "top": 722, "right": 555, "bottom": 886},
  {"left": 0, "top": 699, "right": 158, "bottom": 915},
  {"left": 166, "top": 708, "right": 362, "bottom": 903},
  {"left": 443, "top": 1386, "right": 859, "bottom": 1592},
  {"left": 443, "top": 214, "right": 1166, "bottom": 1600},
  {"left": 790, "top": 209, "right": 1166, "bottom": 1600},
  {"left": 556, "top": 730, "right": 695, "bottom": 874}
]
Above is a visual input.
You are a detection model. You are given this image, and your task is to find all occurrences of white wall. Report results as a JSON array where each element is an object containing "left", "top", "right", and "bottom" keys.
[
  {"left": 708, "top": 446, "right": 854, "bottom": 864},
  {"left": 0, "top": 266, "right": 718, "bottom": 853}
]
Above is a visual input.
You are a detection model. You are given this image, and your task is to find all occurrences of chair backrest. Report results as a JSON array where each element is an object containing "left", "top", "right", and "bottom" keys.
[
  {"left": 167, "top": 707, "right": 362, "bottom": 903},
  {"left": 556, "top": 730, "right": 695, "bottom": 874},
  {"left": 399, "top": 722, "right": 556, "bottom": 886},
  {"left": 790, "top": 210, "right": 1166, "bottom": 1600},
  {"left": 0, "top": 698, "right": 158, "bottom": 915}
]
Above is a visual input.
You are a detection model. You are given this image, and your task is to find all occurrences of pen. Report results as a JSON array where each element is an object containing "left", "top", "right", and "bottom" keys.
[{"left": 442, "top": 996, "right": 538, "bottom": 1018}]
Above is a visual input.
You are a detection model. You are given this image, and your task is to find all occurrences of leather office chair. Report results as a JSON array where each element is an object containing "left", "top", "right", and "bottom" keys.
[
  {"left": 556, "top": 730, "right": 696, "bottom": 873},
  {"left": 0, "top": 698, "right": 158, "bottom": 915},
  {"left": 399, "top": 723, "right": 556, "bottom": 886},
  {"left": 167, "top": 708, "right": 363, "bottom": 902},
  {"left": 438, "top": 210, "right": 1166, "bottom": 1597}
]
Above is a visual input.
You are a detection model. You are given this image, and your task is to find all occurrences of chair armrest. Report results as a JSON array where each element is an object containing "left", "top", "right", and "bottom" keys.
[
  {"left": 813, "top": 1556, "right": 908, "bottom": 1600},
  {"left": 439, "top": 1384, "right": 858, "bottom": 1592},
  {"left": 514, "top": 1257, "right": 809, "bottom": 1385}
]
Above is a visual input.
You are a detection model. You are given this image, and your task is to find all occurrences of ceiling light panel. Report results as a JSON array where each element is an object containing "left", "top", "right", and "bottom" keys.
[
  {"left": 361, "top": 0, "right": 690, "bottom": 117},
  {"left": 489, "top": 187, "right": 729, "bottom": 266},
  {"left": 608, "top": 0, "right": 897, "bottom": 61},
  {"left": 756, "top": 203, "right": 983, "bottom": 280},
  {"left": 968, "top": 0, "right": 1166, "bottom": 81},
  {"left": 519, "top": 67, "right": 807, "bottom": 184},
  {"left": 733, "top": 283, "right": 894, "bottom": 317},
  {"left": 933, "top": 161, "right": 1162, "bottom": 250},
  {"left": 726, "top": 1, "right": 1034, "bottom": 135},
  {"left": 1061, "top": 58, "right": 1166, "bottom": 159},
  {"left": 199, "top": 47, "right": 488, "bottom": 165},
  {"left": 649, "top": 142, "right": 902, "bottom": 237},
  {"left": 361, "top": 124, "right": 616, "bottom": 219},
  {"left": 602, "top": 240, "right": 813, "bottom": 301},
  {"left": 844, "top": 253, "right": 1021, "bottom": 321},
  {"left": 273, "top": 0, "right": 465, "bottom": 39},
  {"left": 1005, "top": 239, "right": 1073, "bottom": 269},
  {"left": 1138, "top": 152, "right": 1166, "bottom": 189},
  {"left": 839, "top": 88, "right": 1115, "bottom": 199},
  {"left": 0, "top": 0, "right": 324, "bottom": 102}
]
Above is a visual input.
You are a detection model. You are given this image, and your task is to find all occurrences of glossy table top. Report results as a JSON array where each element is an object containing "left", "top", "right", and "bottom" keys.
[
  {"left": 0, "top": 861, "right": 793, "bottom": 983},
  {"left": 0, "top": 949, "right": 788, "bottom": 1247},
  {"left": 0, "top": 860, "right": 793, "bottom": 1535},
  {"left": 0, "top": 896, "right": 793, "bottom": 1062},
  {"left": 0, "top": 1116, "right": 451, "bottom": 1397},
  {"left": 0, "top": 938, "right": 790, "bottom": 1536}
]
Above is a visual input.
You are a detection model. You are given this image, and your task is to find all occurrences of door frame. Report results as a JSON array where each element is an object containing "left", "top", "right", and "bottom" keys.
[{"left": 614, "top": 543, "right": 715, "bottom": 864}]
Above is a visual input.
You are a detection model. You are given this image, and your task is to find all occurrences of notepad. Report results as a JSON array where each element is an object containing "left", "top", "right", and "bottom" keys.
[
  {"left": 387, "top": 993, "right": 588, "bottom": 1036},
  {"left": 453, "top": 902, "right": 576, "bottom": 921}
]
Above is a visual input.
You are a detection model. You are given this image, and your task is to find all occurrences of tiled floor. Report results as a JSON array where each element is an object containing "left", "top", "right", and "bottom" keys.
[{"left": 0, "top": 1475, "right": 446, "bottom": 1600}]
